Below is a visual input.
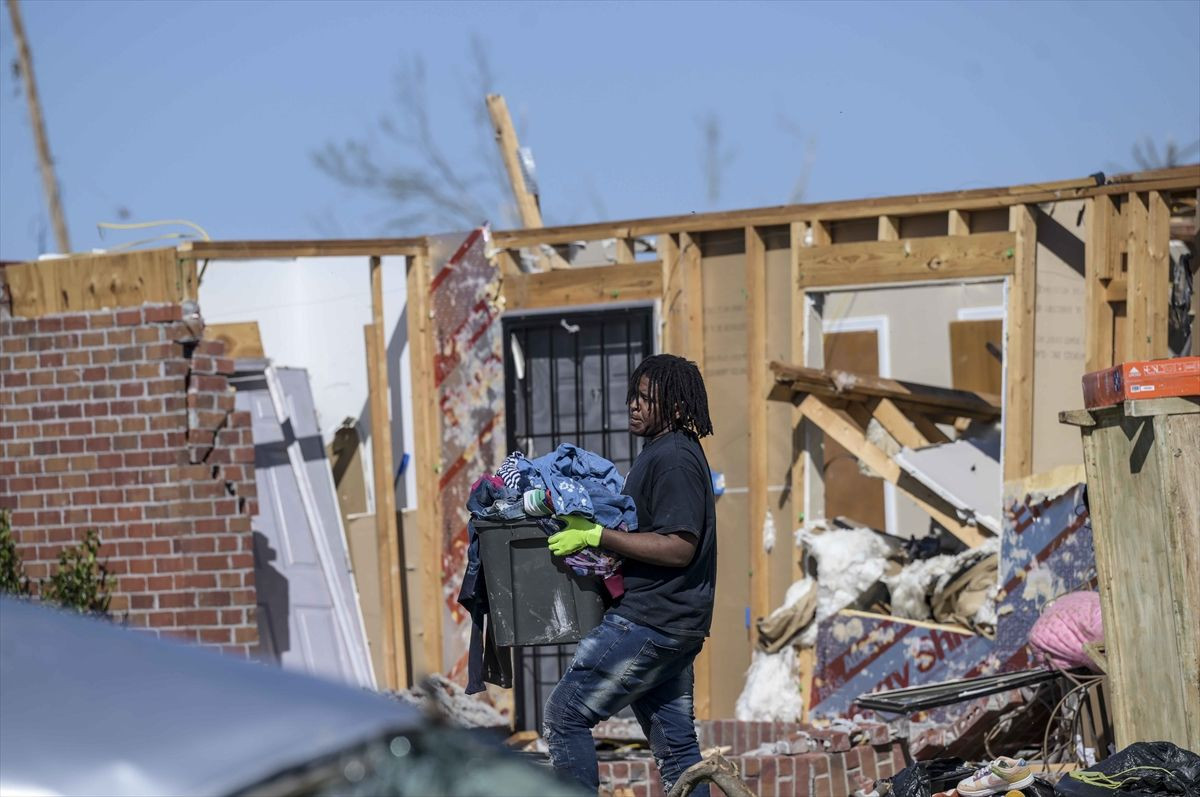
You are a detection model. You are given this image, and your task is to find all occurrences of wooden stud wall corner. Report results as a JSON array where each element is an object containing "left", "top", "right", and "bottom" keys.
[
  {"left": 1003, "top": 204, "right": 1037, "bottom": 481},
  {"left": 1085, "top": 194, "right": 1118, "bottom": 372},
  {"left": 367, "top": 256, "right": 409, "bottom": 690},
  {"left": 405, "top": 251, "right": 444, "bottom": 679},
  {"left": 745, "top": 226, "right": 771, "bottom": 645}
]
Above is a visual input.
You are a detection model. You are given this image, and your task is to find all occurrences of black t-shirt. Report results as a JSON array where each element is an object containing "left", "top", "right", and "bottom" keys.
[{"left": 612, "top": 429, "right": 717, "bottom": 639}]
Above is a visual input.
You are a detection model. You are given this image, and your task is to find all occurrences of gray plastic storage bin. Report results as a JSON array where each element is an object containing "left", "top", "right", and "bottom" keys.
[{"left": 475, "top": 519, "right": 605, "bottom": 646}]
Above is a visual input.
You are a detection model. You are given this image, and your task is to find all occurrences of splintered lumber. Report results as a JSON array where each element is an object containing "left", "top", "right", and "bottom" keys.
[
  {"left": 485, "top": 93, "right": 542, "bottom": 228},
  {"left": 768, "top": 362, "right": 1001, "bottom": 421},
  {"left": 796, "top": 395, "right": 991, "bottom": 547}
]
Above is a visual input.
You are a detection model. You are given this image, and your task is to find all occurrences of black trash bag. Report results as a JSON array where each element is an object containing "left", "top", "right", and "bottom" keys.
[
  {"left": 924, "top": 758, "right": 974, "bottom": 792},
  {"left": 887, "top": 762, "right": 931, "bottom": 797},
  {"left": 883, "top": 758, "right": 974, "bottom": 797},
  {"left": 1055, "top": 741, "right": 1200, "bottom": 796}
]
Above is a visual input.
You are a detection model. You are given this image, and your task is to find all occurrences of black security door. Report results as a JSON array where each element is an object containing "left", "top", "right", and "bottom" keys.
[{"left": 502, "top": 306, "right": 653, "bottom": 730}]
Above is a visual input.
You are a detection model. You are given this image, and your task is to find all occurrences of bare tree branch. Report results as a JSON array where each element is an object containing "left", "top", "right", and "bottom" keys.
[{"left": 312, "top": 41, "right": 514, "bottom": 234}]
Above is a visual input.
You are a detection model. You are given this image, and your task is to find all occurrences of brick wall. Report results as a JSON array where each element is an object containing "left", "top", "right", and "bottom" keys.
[
  {"left": 597, "top": 720, "right": 904, "bottom": 797},
  {"left": 0, "top": 304, "right": 259, "bottom": 654}
]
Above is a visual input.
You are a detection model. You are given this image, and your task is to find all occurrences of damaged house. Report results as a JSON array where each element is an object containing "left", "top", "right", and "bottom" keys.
[{"left": 2, "top": 164, "right": 1198, "bottom": 795}]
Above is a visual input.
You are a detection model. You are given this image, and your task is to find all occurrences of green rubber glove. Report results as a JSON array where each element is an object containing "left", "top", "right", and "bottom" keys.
[{"left": 547, "top": 516, "right": 603, "bottom": 557}]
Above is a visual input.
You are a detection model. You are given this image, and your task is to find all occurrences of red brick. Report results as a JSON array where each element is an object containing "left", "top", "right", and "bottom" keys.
[
  {"left": 199, "top": 628, "right": 232, "bottom": 644},
  {"left": 115, "top": 309, "right": 143, "bottom": 326},
  {"left": 160, "top": 592, "right": 196, "bottom": 609},
  {"left": 145, "top": 305, "right": 183, "bottom": 323}
]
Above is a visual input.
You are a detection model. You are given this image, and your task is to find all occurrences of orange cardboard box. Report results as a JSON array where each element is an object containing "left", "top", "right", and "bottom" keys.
[{"left": 1082, "top": 356, "right": 1200, "bottom": 409}]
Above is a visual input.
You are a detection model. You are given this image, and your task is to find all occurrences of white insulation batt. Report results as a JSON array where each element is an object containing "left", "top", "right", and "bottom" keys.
[
  {"left": 882, "top": 538, "right": 1000, "bottom": 630},
  {"left": 735, "top": 646, "right": 806, "bottom": 722},
  {"left": 796, "top": 524, "right": 899, "bottom": 641},
  {"left": 735, "top": 578, "right": 817, "bottom": 721}
]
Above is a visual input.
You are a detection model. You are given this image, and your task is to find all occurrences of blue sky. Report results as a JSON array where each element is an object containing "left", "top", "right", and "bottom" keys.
[{"left": 1, "top": 0, "right": 1197, "bottom": 259}]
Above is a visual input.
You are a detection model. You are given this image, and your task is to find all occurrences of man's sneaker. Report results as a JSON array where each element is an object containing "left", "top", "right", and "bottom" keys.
[{"left": 956, "top": 757, "right": 1034, "bottom": 796}]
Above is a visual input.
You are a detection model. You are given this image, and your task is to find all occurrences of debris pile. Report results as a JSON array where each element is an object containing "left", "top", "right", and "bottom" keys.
[{"left": 389, "top": 674, "right": 507, "bottom": 728}]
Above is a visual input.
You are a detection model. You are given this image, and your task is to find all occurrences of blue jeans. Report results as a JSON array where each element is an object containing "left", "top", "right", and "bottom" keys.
[{"left": 543, "top": 613, "right": 708, "bottom": 796}]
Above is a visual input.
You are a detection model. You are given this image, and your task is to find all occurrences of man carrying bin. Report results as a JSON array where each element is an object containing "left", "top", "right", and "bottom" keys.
[{"left": 542, "top": 354, "right": 717, "bottom": 797}]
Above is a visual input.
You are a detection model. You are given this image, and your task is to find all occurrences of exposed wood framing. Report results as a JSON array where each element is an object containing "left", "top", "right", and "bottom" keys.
[
  {"left": 367, "top": 256, "right": 408, "bottom": 690},
  {"left": 494, "top": 248, "right": 522, "bottom": 278},
  {"left": 794, "top": 231, "right": 1016, "bottom": 289},
  {"left": 681, "top": 232, "right": 705, "bottom": 365},
  {"left": 177, "top": 239, "right": 426, "bottom": 260},
  {"left": 501, "top": 261, "right": 662, "bottom": 311},
  {"left": 677, "top": 230, "right": 711, "bottom": 720},
  {"left": 615, "top": 236, "right": 636, "bottom": 263},
  {"left": 878, "top": 215, "right": 901, "bottom": 241},
  {"left": 1085, "top": 194, "right": 1118, "bottom": 371},
  {"left": 1003, "top": 204, "right": 1037, "bottom": 481},
  {"left": 788, "top": 222, "right": 807, "bottom": 581},
  {"left": 948, "top": 209, "right": 971, "bottom": 236},
  {"left": 1127, "top": 191, "right": 1172, "bottom": 360},
  {"left": 405, "top": 251, "right": 443, "bottom": 678},
  {"left": 6, "top": 248, "right": 195, "bottom": 317},
  {"left": 795, "top": 395, "right": 990, "bottom": 548},
  {"left": 490, "top": 166, "right": 1198, "bottom": 249},
  {"left": 908, "top": 410, "right": 952, "bottom": 445},
  {"left": 660, "top": 234, "right": 684, "bottom": 354},
  {"left": 746, "top": 227, "right": 770, "bottom": 642},
  {"left": 872, "top": 397, "right": 934, "bottom": 449}
]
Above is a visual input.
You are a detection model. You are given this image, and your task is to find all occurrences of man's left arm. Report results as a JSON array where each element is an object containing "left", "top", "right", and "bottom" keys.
[{"left": 548, "top": 463, "right": 704, "bottom": 567}]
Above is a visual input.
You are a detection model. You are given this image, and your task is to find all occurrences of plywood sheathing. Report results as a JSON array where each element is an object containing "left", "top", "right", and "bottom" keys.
[{"left": 6, "top": 248, "right": 195, "bottom": 316}]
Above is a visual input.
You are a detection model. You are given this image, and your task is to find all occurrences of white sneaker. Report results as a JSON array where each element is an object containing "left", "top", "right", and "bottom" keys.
[{"left": 956, "top": 757, "right": 1034, "bottom": 797}]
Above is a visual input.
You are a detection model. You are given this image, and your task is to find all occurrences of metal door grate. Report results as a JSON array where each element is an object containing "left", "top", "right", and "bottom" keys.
[{"left": 502, "top": 306, "right": 653, "bottom": 731}]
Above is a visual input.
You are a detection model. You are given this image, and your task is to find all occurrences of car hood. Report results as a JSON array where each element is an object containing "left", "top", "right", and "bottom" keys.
[{"left": 0, "top": 598, "right": 421, "bottom": 797}]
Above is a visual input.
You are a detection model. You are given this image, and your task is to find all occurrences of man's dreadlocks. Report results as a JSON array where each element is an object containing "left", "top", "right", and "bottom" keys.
[{"left": 627, "top": 354, "right": 714, "bottom": 438}]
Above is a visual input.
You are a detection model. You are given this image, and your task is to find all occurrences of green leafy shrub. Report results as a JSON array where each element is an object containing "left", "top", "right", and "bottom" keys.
[
  {"left": 0, "top": 512, "right": 114, "bottom": 616},
  {"left": 41, "top": 530, "right": 114, "bottom": 616},
  {"left": 0, "top": 510, "right": 33, "bottom": 597}
]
